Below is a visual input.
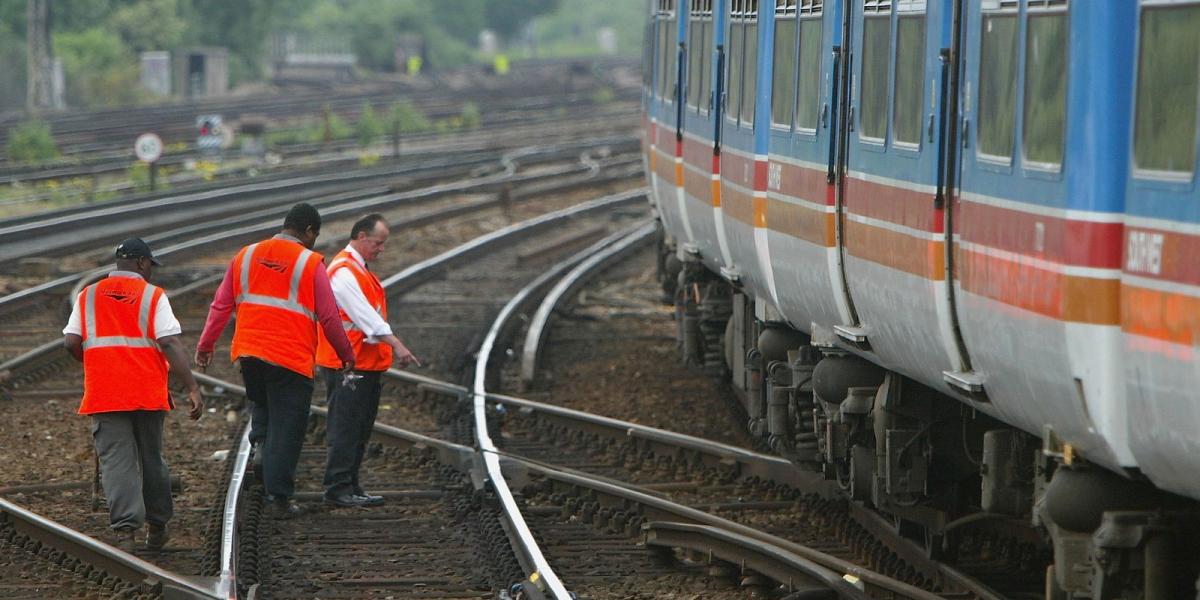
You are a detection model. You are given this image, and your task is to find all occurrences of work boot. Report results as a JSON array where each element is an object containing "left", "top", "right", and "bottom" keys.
[
  {"left": 113, "top": 528, "right": 137, "bottom": 553},
  {"left": 146, "top": 522, "right": 169, "bottom": 550},
  {"left": 352, "top": 487, "right": 385, "bottom": 507},
  {"left": 266, "top": 494, "right": 300, "bottom": 519},
  {"left": 251, "top": 442, "right": 264, "bottom": 484}
]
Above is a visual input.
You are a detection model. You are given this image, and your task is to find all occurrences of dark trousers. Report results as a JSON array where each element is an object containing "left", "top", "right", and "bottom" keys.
[
  {"left": 240, "top": 357, "right": 314, "bottom": 499},
  {"left": 91, "top": 411, "right": 172, "bottom": 531},
  {"left": 322, "top": 369, "right": 382, "bottom": 497}
]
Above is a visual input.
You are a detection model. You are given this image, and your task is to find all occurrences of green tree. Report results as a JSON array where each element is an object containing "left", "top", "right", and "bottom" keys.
[
  {"left": 7, "top": 120, "right": 59, "bottom": 163},
  {"left": 389, "top": 99, "right": 431, "bottom": 133},
  {"left": 54, "top": 28, "right": 141, "bottom": 107},
  {"left": 486, "top": 0, "right": 561, "bottom": 41},
  {"left": 356, "top": 102, "right": 383, "bottom": 147},
  {"left": 177, "top": 0, "right": 318, "bottom": 84},
  {"left": 106, "top": 0, "right": 186, "bottom": 52}
]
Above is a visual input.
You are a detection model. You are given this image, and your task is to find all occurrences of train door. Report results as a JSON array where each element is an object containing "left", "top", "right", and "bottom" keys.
[
  {"left": 642, "top": 1, "right": 657, "bottom": 195},
  {"left": 681, "top": 0, "right": 724, "bottom": 267},
  {"left": 650, "top": 1, "right": 691, "bottom": 244},
  {"left": 1120, "top": 0, "right": 1200, "bottom": 499},
  {"left": 956, "top": 0, "right": 1130, "bottom": 469},
  {"left": 837, "top": 0, "right": 967, "bottom": 386},
  {"left": 763, "top": 1, "right": 850, "bottom": 330},
  {"left": 718, "top": 0, "right": 780, "bottom": 306}
]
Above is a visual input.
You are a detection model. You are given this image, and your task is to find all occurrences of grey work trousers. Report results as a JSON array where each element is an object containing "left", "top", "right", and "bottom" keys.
[{"left": 91, "top": 411, "right": 173, "bottom": 531}]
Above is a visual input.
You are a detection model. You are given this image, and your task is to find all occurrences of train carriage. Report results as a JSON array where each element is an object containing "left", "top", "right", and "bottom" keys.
[
  {"left": 1120, "top": 1, "right": 1200, "bottom": 501},
  {"left": 643, "top": 0, "right": 1200, "bottom": 597}
]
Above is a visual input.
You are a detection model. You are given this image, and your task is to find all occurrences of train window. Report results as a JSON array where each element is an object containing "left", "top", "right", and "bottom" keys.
[
  {"left": 795, "top": 17, "right": 823, "bottom": 130},
  {"left": 860, "top": 9, "right": 891, "bottom": 142},
  {"left": 662, "top": 19, "right": 672, "bottom": 97},
  {"left": 772, "top": 14, "right": 798, "bottom": 128},
  {"left": 892, "top": 13, "right": 925, "bottom": 146},
  {"left": 728, "top": 21, "right": 744, "bottom": 120},
  {"left": 688, "top": 1, "right": 713, "bottom": 113},
  {"left": 1133, "top": 4, "right": 1200, "bottom": 177},
  {"left": 700, "top": 23, "right": 712, "bottom": 112},
  {"left": 643, "top": 22, "right": 654, "bottom": 90},
  {"left": 688, "top": 21, "right": 703, "bottom": 108},
  {"left": 977, "top": 12, "right": 1018, "bottom": 160},
  {"left": 1022, "top": 9, "right": 1067, "bottom": 169},
  {"left": 742, "top": 20, "right": 759, "bottom": 125}
]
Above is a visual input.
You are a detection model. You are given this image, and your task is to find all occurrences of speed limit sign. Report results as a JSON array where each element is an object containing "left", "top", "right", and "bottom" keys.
[{"left": 135, "top": 133, "right": 163, "bottom": 163}]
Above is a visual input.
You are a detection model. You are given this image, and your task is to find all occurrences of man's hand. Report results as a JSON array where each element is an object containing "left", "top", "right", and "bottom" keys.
[
  {"left": 389, "top": 337, "right": 421, "bottom": 368},
  {"left": 186, "top": 386, "right": 204, "bottom": 420},
  {"left": 194, "top": 349, "right": 213, "bottom": 370},
  {"left": 341, "top": 358, "right": 356, "bottom": 373}
]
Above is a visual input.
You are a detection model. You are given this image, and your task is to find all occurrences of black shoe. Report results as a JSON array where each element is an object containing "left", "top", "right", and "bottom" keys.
[
  {"left": 146, "top": 522, "right": 169, "bottom": 550},
  {"left": 250, "top": 443, "right": 264, "bottom": 484},
  {"left": 265, "top": 494, "right": 300, "bottom": 518},
  {"left": 323, "top": 492, "right": 372, "bottom": 508},
  {"left": 354, "top": 493, "right": 385, "bottom": 507}
]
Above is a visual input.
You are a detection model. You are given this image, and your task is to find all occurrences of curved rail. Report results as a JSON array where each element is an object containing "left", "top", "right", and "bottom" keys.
[
  {"left": 0, "top": 497, "right": 219, "bottom": 599},
  {"left": 0, "top": 151, "right": 642, "bottom": 383},
  {"left": 469, "top": 224, "right": 656, "bottom": 599},
  {"left": 379, "top": 368, "right": 996, "bottom": 600},
  {"left": 381, "top": 188, "right": 648, "bottom": 294},
  {"left": 0, "top": 135, "right": 638, "bottom": 265},
  {"left": 519, "top": 221, "right": 657, "bottom": 386}
]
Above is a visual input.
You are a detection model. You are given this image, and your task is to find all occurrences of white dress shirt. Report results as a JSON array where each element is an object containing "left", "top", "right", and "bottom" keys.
[
  {"left": 63, "top": 271, "right": 182, "bottom": 339},
  {"left": 329, "top": 245, "right": 393, "bottom": 343}
]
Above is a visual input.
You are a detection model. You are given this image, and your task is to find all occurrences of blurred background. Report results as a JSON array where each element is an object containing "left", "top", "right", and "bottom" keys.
[{"left": 0, "top": 0, "right": 643, "bottom": 112}]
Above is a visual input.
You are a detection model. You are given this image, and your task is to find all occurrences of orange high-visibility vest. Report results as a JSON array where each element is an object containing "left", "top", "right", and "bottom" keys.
[
  {"left": 78, "top": 276, "right": 170, "bottom": 414},
  {"left": 316, "top": 250, "right": 393, "bottom": 371},
  {"left": 229, "top": 238, "right": 324, "bottom": 377}
]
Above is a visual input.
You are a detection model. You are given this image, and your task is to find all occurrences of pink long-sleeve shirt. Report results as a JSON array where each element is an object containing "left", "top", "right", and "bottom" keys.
[{"left": 197, "top": 236, "right": 354, "bottom": 366}]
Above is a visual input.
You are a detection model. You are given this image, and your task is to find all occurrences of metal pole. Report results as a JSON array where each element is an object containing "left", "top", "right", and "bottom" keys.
[{"left": 149, "top": 161, "right": 157, "bottom": 191}]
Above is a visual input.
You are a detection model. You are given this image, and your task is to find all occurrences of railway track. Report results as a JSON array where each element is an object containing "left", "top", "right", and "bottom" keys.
[
  {"left": 3, "top": 132, "right": 1024, "bottom": 598},
  {"left": 0, "top": 136, "right": 643, "bottom": 367},
  {"left": 0, "top": 143, "right": 645, "bottom": 599},
  {"left": 0, "top": 57, "right": 638, "bottom": 163}
]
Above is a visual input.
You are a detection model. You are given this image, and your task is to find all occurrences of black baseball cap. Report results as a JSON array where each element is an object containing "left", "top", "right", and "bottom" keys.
[{"left": 115, "top": 238, "right": 162, "bottom": 266}]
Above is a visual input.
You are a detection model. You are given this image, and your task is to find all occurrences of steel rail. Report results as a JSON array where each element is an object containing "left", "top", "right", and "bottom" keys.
[
  {"left": 469, "top": 224, "right": 656, "bottom": 599},
  {"left": 0, "top": 497, "right": 219, "bottom": 599},
  {"left": 0, "top": 157, "right": 643, "bottom": 389},
  {"left": 0, "top": 138, "right": 639, "bottom": 317},
  {"left": 0, "top": 136, "right": 638, "bottom": 263},
  {"left": 380, "top": 369, "right": 988, "bottom": 600},
  {"left": 519, "top": 221, "right": 657, "bottom": 386},
  {"left": 381, "top": 187, "right": 648, "bottom": 294}
]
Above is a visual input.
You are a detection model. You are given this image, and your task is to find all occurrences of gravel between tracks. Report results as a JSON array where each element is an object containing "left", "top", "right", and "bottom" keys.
[{"left": 0, "top": 175, "right": 639, "bottom": 583}]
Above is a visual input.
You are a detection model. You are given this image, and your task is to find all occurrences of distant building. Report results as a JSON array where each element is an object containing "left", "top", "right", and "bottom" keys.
[
  {"left": 174, "top": 48, "right": 228, "bottom": 98},
  {"left": 140, "top": 51, "right": 171, "bottom": 97}
]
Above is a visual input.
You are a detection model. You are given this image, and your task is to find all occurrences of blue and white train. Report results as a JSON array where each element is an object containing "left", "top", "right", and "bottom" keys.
[{"left": 642, "top": 0, "right": 1200, "bottom": 596}]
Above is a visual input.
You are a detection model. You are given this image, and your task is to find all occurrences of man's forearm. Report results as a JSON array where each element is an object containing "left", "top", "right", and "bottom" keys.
[{"left": 160, "top": 338, "right": 200, "bottom": 391}]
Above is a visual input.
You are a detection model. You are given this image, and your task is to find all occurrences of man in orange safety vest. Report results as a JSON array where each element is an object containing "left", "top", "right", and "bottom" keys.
[
  {"left": 194, "top": 203, "right": 355, "bottom": 517},
  {"left": 63, "top": 238, "right": 204, "bottom": 552},
  {"left": 315, "top": 213, "right": 418, "bottom": 508}
]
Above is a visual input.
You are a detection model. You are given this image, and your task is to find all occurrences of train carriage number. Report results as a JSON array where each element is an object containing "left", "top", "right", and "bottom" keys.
[
  {"left": 768, "top": 162, "right": 783, "bottom": 191},
  {"left": 1126, "top": 231, "right": 1164, "bottom": 275}
]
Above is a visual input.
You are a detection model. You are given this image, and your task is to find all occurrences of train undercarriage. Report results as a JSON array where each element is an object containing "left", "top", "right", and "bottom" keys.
[{"left": 657, "top": 233, "right": 1200, "bottom": 600}]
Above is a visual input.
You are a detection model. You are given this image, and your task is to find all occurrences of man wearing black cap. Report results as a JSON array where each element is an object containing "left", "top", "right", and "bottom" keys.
[{"left": 63, "top": 238, "right": 204, "bottom": 552}]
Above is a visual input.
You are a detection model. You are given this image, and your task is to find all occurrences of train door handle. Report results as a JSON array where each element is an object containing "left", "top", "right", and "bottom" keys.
[
  {"left": 961, "top": 118, "right": 970, "bottom": 149},
  {"left": 848, "top": 106, "right": 856, "bottom": 132},
  {"left": 927, "top": 113, "right": 935, "bottom": 143},
  {"left": 822, "top": 103, "right": 829, "bottom": 129}
]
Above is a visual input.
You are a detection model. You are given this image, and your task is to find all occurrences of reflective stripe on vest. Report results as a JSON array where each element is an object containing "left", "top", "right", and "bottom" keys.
[
  {"left": 81, "top": 282, "right": 157, "bottom": 349},
  {"left": 236, "top": 242, "right": 317, "bottom": 321},
  {"left": 329, "top": 256, "right": 384, "bottom": 334}
]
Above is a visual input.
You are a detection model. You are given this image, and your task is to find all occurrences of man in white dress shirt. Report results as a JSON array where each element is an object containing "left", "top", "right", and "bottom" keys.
[{"left": 315, "top": 214, "right": 418, "bottom": 507}]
